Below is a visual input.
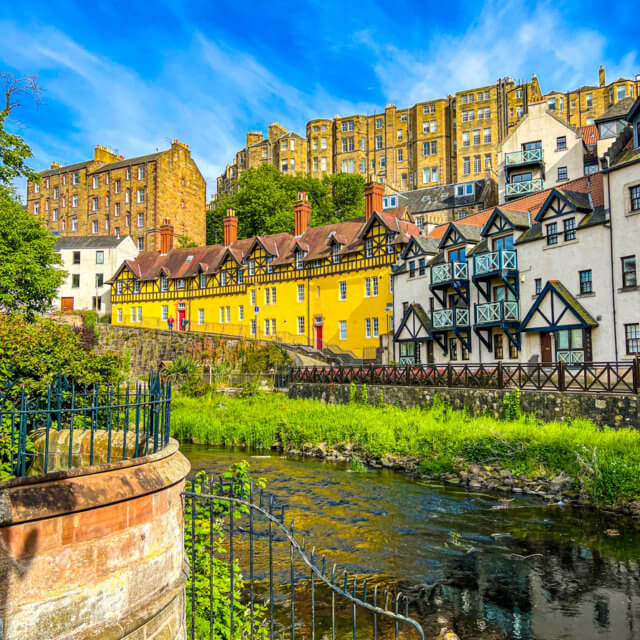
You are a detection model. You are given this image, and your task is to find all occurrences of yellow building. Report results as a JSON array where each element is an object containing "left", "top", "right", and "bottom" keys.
[
  {"left": 543, "top": 66, "right": 640, "bottom": 128},
  {"left": 110, "top": 183, "right": 421, "bottom": 359},
  {"left": 26, "top": 141, "right": 206, "bottom": 251}
]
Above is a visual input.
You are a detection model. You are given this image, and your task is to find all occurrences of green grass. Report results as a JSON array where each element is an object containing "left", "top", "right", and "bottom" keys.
[{"left": 172, "top": 393, "right": 640, "bottom": 506}]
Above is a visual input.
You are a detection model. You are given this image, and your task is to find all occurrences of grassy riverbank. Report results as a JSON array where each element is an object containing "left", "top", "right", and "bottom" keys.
[{"left": 172, "top": 393, "right": 640, "bottom": 507}]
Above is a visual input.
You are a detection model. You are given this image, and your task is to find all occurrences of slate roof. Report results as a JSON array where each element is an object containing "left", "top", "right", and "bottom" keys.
[
  {"left": 392, "top": 179, "right": 492, "bottom": 214},
  {"left": 54, "top": 236, "right": 130, "bottom": 250},
  {"left": 40, "top": 161, "right": 93, "bottom": 178},
  {"left": 595, "top": 97, "right": 636, "bottom": 123},
  {"left": 92, "top": 152, "right": 161, "bottom": 173}
]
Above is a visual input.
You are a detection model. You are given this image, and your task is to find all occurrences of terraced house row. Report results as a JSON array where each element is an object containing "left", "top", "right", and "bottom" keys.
[
  {"left": 217, "top": 66, "right": 640, "bottom": 196},
  {"left": 392, "top": 98, "right": 640, "bottom": 365},
  {"left": 109, "top": 183, "right": 421, "bottom": 359}
]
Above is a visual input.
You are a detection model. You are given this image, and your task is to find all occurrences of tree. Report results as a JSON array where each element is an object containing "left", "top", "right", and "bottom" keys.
[
  {"left": 0, "top": 73, "right": 42, "bottom": 185},
  {"left": 0, "top": 185, "right": 64, "bottom": 318},
  {"left": 177, "top": 235, "right": 198, "bottom": 248},
  {"left": 206, "top": 165, "right": 366, "bottom": 242}
]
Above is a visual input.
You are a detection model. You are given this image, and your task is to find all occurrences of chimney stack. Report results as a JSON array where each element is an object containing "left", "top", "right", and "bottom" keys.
[
  {"left": 294, "top": 192, "right": 311, "bottom": 236},
  {"left": 160, "top": 218, "right": 174, "bottom": 254},
  {"left": 223, "top": 208, "right": 238, "bottom": 246},
  {"left": 364, "top": 181, "right": 384, "bottom": 221},
  {"left": 599, "top": 65, "right": 605, "bottom": 87}
]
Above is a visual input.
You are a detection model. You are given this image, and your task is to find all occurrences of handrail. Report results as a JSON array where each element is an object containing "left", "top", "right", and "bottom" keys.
[
  {"left": 505, "top": 178, "right": 544, "bottom": 197},
  {"left": 472, "top": 249, "right": 518, "bottom": 276},
  {"left": 505, "top": 148, "right": 543, "bottom": 165},
  {"left": 431, "top": 307, "right": 470, "bottom": 329},
  {"left": 474, "top": 300, "right": 519, "bottom": 324},
  {"left": 430, "top": 261, "right": 468, "bottom": 285}
]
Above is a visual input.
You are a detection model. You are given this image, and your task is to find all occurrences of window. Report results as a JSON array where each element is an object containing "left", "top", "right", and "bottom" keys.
[
  {"left": 331, "top": 242, "right": 341, "bottom": 264},
  {"left": 557, "top": 166, "right": 568, "bottom": 181},
  {"left": 509, "top": 340, "right": 518, "bottom": 359},
  {"left": 630, "top": 185, "right": 640, "bottom": 211},
  {"left": 136, "top": 188, "right": 145, "bottom": 203},
  {"left": 297, "top": 284, "right": 305, "bottom": 302},
  {"left": 622, "top": 256, "right": 637, "bottom": 288},
  {"left": 176, "top": 278, "right": 185, "bottom": 290},
  {"left": 617, "top": 85, "right": 627, "bottom": 100},
  {"left": 264, "top": 288, "right": 270, "bottom": 305},
  {"left": 365, "top": 318, "right": 371, "bottom": 338},
  {"left": 579, "top": 270, "right": 593, "bottom": 294},
  {"left": 339, "top": 281, "right": 347, "bottom": 300},
  {"left": 72, "top": 194, "right": 78, "bottom": 208},
  {"left": 472, "top": 129, "right": 480, "bottom": 145},
  {"left": 484, "top": 153, "right": 492, "bottom": 169},
  {"left": 161, "top": 276, "right": 169, "bottom": 291},
  {"left": 125, "top": 214, "right": 130, "bottom": 227},
  {"left": 474, "top": 155, "right": 481, "bottom": 173},
  {"left": 625, "top": 324, "right": 640, "bottom": 354},
  {"left": 115, "top": 280, "right": 123, "bottom": 295},
  {"left": 408, "top": 260, "right": 416, "bottom": 278},
  {"left": 71, "top": 217, "right": 78, "bottom": 232},
  {"left": 463, "top": 157, "right": 470, "bottom": 175},
  {"left": 161, "top": 306, "right": 169, "bottom": 321},
  {"left": 397, "top": 149, "right": 403, "bottom": 162},
  {"left": 220, "top": 271, "right": 227, "bottom": 287},
  {"left": 431, "top": 167, "right": 438, "bottom": 183},
  {"left": 91, "top": 220, "right": 98, "bottom": 234},
  {"left": 364, "top": 238, "right": 373, "bottom": 258},
  {"left": 265, "top": 256, "right": 273, "bottom": 274},
  {"left": 125, "top": 168, "right": 131, "bottom": 180},
  {"left": 219, "top": 307, "right": 225, "bottom": 323},
  {"left": 365, "top": 277, "right": 371, "bottom": 297},
  {"left": 372, "top": 317, "right": 379, "bottom": 338},
  {"left": 53, "top": 186, "right": 59, "bottom": 199},
  {"left": 556, "top": 136, "right": 567, "bottom": 151},
  {"left": 132, "top": 279, "right": 139, "bottom": 293},
  {"left": 546, "top": 222, "right": 558, "bottom": 245},
  {"left": 72, "top": 251, "right": 81, "bottom": 265},
  {"left": 586, "top": 117, "right": 594, "bottom": 125},
  {"left": 73, "top": 172, "right": 79, "bottom": 185},
  {"left": 535, "top": 278, "right": 542, "bottom": 295},
  {"left": 564, "top": 217, "right": 576, "bottom": 241},
  {"left": 321, "top": 157, "right": 327, "bottom": 171},
  {"left": 586, "top": 93, "right": 593, "bottom": 109},
  {"left": 320, "top": 138, "right": 327, "bottom": 150},
  {"left": 339, "top": 321, "right": 347, "bottom": 341},
  {"left": 96, "top": 250, "right": 104, "bottom": 264},
  {"left": 136, "top": 307, "right": 142, "bottom": 323},
  {"left": 137, "top": 213, "right": 144, "bottom": 227},
  {"left": 250, "top": 319, "right": 257, "bottom": 336},
  {"left": 250, "top": 290, "right": 256, "bottom": 306},
  {"left": 239, "top": 305, "right": 244, "bottom": 321},
  {"left": 385, "top": 233, "right": 395, "bottom": 255},
  {"left": 137, "top": 166, "right": 145, "bottom": 180},
  {"left": 494, "top": 334, "right": 504, "bottom": 359},
  {"left": 114, "top": 179, "right": 121, "bottom": 194},
  {"left": 199, "top": 273, "right": 206, "bottom": 289},
  {"left": 297, "top": 316, "right": 305, "bottom": 335},
  {"left": 92, "top": 176, "right": 98, "bottom": 189},
  {"left": 248, "top": 259, "right": 255, "bottom": 276},
  {"left": 137, "top": 237, "right": 144, "bottom": 250},
  {"left": 375, "top": 135, "right": 383, "bottom": 150},
  {"left": 114, "top": 226, "right": 120, "bottom": 238},
  {"left": 462, "top": 132, "right": 470, "bottom": 147},
  {"left": 448, "top": 338, "right": 458, "bottom": 361},
  {"left": 52, "top": 208, "right": 58, "bottom": 221},
  {"left": 237, "top": 268, "right": 243, "bottom": 284},
  {"left": 295, "top": 249, "right": 305, "bottom": 270},
  {"left": 372, "top": 276, "right": 378, "bottom": 296}
]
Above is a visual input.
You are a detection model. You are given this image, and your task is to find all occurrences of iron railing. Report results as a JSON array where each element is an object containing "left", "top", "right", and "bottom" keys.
[
  {"left": 430, "top": 261, "right": 468, "bottom": 286},
  {"left": 472, "top": 249, "right": 517, "bottom": 276},
  {"left": 183, "top": 472, "right": 424, "bottom": 640},
  {"left": 504, "top": 148, "right": 543, "bottom": 166},
  {"left": 505, "top": 178, "right": 544, "bottom": 198},
  {"left": 474, "top": 301, "right": 519, "bottom": 325},
  {"left": 290, "top": 359, "right": 640, "bottom": 394},
  {"left": 0, "top": 374, "right": 171, "bottom": 478},
  {"left": 431, "top": 307, "right": 470, "bottom": 330}
]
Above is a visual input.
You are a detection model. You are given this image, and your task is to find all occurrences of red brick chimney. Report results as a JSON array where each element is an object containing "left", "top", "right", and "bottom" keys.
[
  {"left": 294, "top": 192, "right": 311, "bottom": 236},
  {"left": 160, "top": 219, "right": 173, "bottom": 254},
  {"left": 364, "top": 181, "right": 384, "bottom": 221},
  {"left": 223, "top": 208, "right": 238, "bottom": 246}
]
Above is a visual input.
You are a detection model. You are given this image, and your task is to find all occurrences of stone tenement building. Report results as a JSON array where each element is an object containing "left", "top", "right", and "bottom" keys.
[
  {"left": 27, "top": 141, "right": 207, "bottom": 251},
  {"left": 217, "top": 66, "right": 640, "bottom": 197}
]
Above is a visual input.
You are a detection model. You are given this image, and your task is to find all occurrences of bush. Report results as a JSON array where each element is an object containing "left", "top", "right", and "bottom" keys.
[
  {"left": 240, "top": 343, "right": 292, "bottom": 374},
  {"left": 163, "top": 356, "right": 208, "bottom": 397}
]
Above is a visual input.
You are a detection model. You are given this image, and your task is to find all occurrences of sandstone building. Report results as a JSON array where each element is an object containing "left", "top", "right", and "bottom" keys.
[
  {"left": 216, "top": 67, "right": 639, "bottom": 198},
  {"left": 27, "top": 141, "right": 206, "bottom": 251}
]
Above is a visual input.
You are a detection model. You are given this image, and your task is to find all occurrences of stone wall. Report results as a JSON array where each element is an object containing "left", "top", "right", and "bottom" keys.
[
  {"left": 288, "top": 382, "right": 640, "bottom": 429},
  {"left": 0, "top": 439, "right": 190, "bottom": 639}
]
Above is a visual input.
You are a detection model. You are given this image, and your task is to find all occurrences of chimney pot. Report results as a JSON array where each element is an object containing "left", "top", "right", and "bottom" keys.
[
  {"left": 364, "top": 181, "right": 384, "bottom": 221},
  {"left": 223, "top": 208, "right": 238, "bottom": 246},
  {"left": 160, "top": 219, "right": 174, "bottom": 254},
  {"left": 294, "top": 192, "right": 311, "bottom": 236}
]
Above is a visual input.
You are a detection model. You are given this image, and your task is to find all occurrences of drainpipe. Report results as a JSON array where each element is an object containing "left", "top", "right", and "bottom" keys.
[{"left": 605, "top": 168, "right": 619, "bottom": 361}]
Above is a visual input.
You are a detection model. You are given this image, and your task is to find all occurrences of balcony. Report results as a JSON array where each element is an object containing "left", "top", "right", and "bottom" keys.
[
  {"left": 474, "top": 301, "right": 519, "bottom": 326},
  {"left": 430, "top": 261, "right": 468, "bottom": 287},
  {"left": 431, "top": 307, "right": 470, "bottom": 331},
  {"left": 505, "top": 178, "right": 544, "bottom": 200},
  {"left": 504, "top": 148, "right": 543, "bottom": 168},
  {"left": 472, "top": 249, "right": 517, "bottom": 278}
]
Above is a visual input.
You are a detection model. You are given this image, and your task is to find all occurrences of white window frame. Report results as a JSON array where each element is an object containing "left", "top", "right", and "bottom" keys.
[{"left": 297, "top": 284, "right": 304, "bottom": 302}]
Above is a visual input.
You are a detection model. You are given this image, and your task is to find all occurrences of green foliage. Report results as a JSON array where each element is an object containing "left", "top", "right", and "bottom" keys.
[
  {"left": 239, "top": 342, "right": 292, "bottom": 374},
  {"left": 185, "top": 462, "right": 266, "bottom": 638},
  {"left": 361, "top": 384, "right": 368, "bottom": 405},
  {"left": 172, "top": 394, "right": 640, "bottom": 506},
  {"left": 0, "top": 185, "right": 65, "bottom": 318},
  {"left": 177, "top": 235, "right": 198, "bottom": 248},
  {"left": 207, "top": 165, "right": 365, "bottom": 241},
  {"left": 0, "top": 315, "right": 122, "bottom": 395},
  {"left": 349, "top": 381, "right": 357, "bottom": 404},
  {"left": 503, "top": 387, "right": 521, "bottom": 420},
  {"left": 163, "top": 356, "right": 208, "bottom": 398},
  {"left": 377, "top": 389, "right": 385, "bottom": 407},
  {"left": 349, "top": 456, "right": 367, "bottom": 472}
]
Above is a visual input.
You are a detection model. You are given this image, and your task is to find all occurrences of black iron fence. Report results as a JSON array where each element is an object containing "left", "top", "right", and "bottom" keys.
[
  {"left": 290, "top": 359, "right": 640, "bottom": 394},
  {"left": 0, "top": 373, "right": 172, "bottom": 478},
  {"left": 183, "top": 472, "right": 424, "bottom": 640}
]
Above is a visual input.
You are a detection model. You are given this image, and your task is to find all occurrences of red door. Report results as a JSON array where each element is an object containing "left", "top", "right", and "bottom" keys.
[
  {"left": 177, "top": 309, "right": 186, "bottom": 331},
  {"left": 540, "top": 332, "right": 552, "bottom": 363},
  {"left": 314, "top": 324, "right": 323, "bottom": 350}
]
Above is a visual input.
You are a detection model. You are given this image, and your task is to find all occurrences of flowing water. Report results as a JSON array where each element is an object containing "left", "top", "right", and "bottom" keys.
[{"left": 182, "top": 443, "right": 640, "bottom": 640}]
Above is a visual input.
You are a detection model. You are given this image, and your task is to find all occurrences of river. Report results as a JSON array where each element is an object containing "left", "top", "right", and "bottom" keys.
[{"left": 181, "top": 443, "right": 640, "bottom": 640}]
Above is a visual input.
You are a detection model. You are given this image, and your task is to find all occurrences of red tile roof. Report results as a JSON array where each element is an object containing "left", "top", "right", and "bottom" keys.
[{"left": 582, "top": 125, "right": 599, "bottom": 145}]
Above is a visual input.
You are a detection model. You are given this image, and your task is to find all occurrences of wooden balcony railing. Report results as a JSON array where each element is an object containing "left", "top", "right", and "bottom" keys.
[
  {"left": 431, "top": 307, "right": 470, "bottom": 330},
  {"left": 474, "top": 300, "right": 519, "bottom": 325},
  {"left": 505, "top": 148, "right": 543, "bottom": 166},
  {"left": 505, "top": 178, "right": 544, "bottom": 198},
  {"left": 430, "top": 261, "right": 468, "bottom": 286},
  {"left": 472, "top": 249, "right": 517, "bottom": 276}
]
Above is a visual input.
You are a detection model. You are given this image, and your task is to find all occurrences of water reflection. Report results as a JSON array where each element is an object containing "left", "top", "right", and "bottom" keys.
[{"left": 182, "top": 444, "right": 640, "bottom": 640}]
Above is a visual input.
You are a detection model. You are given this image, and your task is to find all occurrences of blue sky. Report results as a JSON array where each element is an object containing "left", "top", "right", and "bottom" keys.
[{"left": 1, "top": 0, "right": 638, "bottom": 199}]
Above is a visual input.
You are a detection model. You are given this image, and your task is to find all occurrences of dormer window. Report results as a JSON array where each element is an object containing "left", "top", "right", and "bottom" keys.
[
  {"left": 386, "top": 233, "right": 395, "bottom": 254},
  {"left": 266, "top": 256, "right": 273, "bottom": 274},
  {"left": 331, "top": 243, "right": 341, "bottom": 264},
  {"left": 364, "top": 238, "right": 373, "bottom": 258},
  {"left": 133, "top": 281, "right": 140, "bottom": 294},
  {"left": 116, "top": 281, "right": 123, "bottom": 294},
  {"left": 199, "top": 273, "right": 206, "bottom": 289},
  {"left": 185, "top": 255, "right": 193, "bottom": 262},
  {"left": 160, "top": 276, "right": 169, "bottom": 291},
  {"left": 295, "top": 249, "right": 306, "bottom": 270},
  {"left": 220, "top": 271, "right": 227, "bottom": 286},
  {"left": 237, "top": 268, "right": 243, "bottom": 284},
  {"left": 248, "top": 259, "right": 255, "bottom": 276},
  {"left": 177, "top": 278, "right": 185, "bottom": 289}
]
